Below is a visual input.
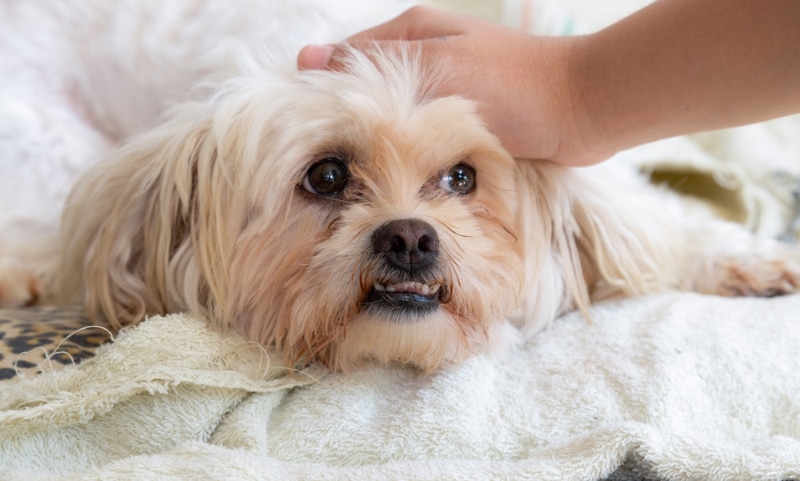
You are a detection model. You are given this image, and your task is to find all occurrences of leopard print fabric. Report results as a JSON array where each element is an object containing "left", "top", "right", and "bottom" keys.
[{"left": 0, "top": 306, "right": 109, "bottom": 380}]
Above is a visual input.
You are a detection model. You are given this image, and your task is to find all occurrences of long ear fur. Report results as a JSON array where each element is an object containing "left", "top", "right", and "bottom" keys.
[
  {"left": 513, "top": 160, "right": 681, "bottom": 337},
  {"left": 60, "top": 102, "right": 240, "bottom": 329}
]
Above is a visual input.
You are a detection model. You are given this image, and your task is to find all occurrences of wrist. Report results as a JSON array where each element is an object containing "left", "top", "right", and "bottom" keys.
[{"left": 561, "top": 32, "right": 621, "bottom": 166}]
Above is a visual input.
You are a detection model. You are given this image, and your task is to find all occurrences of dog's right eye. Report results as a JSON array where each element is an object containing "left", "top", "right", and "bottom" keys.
[{"left": 302, "top": 158, "right": 349, "bottom": 196}]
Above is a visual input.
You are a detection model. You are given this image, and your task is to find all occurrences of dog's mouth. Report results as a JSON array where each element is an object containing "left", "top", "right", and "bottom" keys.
[{"left": 363, "top": 280, "right": 447, "bottom": 319}]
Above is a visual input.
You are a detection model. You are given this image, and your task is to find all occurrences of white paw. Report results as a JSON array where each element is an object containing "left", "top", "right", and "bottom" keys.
[
  {"left": 700, "top": 244, "right": 800, "bottom": 298},
  {"left": 0, "top": 258, "right": 43, "bottom": 308}
]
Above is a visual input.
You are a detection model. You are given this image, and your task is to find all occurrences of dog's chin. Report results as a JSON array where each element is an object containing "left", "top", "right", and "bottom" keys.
[
  {"left": 329, "top": 308, "right": 473, "bottom": 374},
  {"left": 362, "top": 280, "right": 449, "bottom": 321},
  {"left": 320, "top": 281, "right": 484, "bottom": 373}
]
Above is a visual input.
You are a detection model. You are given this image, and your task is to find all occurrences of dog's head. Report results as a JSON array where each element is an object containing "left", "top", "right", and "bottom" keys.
[
  {"left": 63, "top": 48, "right": 527, "bottom": 372},
  {"left": 62, "top": 47, "right": 671, "bottom": 372}
]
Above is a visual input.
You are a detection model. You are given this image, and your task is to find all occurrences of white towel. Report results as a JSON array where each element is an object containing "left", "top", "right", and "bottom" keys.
[{"left": 2, "top": 293, "right": 799, "bottom": 480}]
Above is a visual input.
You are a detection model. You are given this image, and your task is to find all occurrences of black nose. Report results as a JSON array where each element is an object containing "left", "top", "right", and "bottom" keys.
[{"left": 372, "top": 219, "right": 439, "bottom": 273}]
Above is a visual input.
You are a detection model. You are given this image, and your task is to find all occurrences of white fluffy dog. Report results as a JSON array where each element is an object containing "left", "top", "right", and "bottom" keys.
[{"left": 2, "top": 1, "right": 799, "bottom": 372}]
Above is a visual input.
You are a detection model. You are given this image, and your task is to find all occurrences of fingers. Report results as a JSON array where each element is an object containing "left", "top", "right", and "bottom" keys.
[
  {"left": 347, "top": 5, "right": 467, "bottom": 43},
  {"left": 298, "top": 38, "right": 447, "bottom": 74},
  {"left": 297, "top": 6, "right": 472, "bottom": 71},
  {"left": 297, "top": 44, "right": 334, "bottom": 70}
]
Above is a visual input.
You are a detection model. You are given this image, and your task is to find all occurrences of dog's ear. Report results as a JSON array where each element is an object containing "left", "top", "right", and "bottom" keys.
[
  {"left": 512, "top": 161, "right": 679, "bottom": 336},
  {"left": 60, "top": 104, "right": 241, "bottom": 329}
]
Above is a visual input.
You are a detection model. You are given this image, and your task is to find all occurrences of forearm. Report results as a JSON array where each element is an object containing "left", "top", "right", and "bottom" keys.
[
  {"left": 298, "top": 2, "right": 800, "bottom": 165},
  {"left": 572, "top": 0, "right": 800, "bottom": 158}
]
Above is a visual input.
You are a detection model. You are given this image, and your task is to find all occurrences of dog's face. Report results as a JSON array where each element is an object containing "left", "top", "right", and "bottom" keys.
[
  {"left": 226, "top": 53, "right": 524, "bottom": 372},
  {"left": 64, "top": 49, "right": 525, "bottom": 372}
]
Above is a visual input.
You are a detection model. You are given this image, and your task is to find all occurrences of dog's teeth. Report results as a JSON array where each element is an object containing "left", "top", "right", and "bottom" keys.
[{"left": 375, "top": 281, "right": 443, "bottom": 296}]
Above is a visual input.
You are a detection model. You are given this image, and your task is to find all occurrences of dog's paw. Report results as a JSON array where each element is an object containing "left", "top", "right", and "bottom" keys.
[
  {"left": 699, "top": 244, "right": 800, "bottom": 298},
  {"left": 0, "top": 258, "right": 43, "bottom": 308}
]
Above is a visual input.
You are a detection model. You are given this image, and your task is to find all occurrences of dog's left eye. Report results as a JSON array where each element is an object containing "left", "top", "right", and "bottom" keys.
[
  {"left": 303, "top": 158, "right": 349, "bottom": 196},
  {"left": 439, "top": 163, "right": 476, "bottom": 195}
]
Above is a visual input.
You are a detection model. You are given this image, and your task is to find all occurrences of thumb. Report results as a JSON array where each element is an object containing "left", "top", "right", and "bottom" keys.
[
  {"left": 298, "top": 37, "right": 453, "bottom": 74},
  {"left": 297, "top": 44, "right": 335, "bottom": 70},
  {"left": 298, "top": 6, "right": 469, "bottom": 71},
  {"left": 297, "top": 43, "right": 367, "bottom": 72}
]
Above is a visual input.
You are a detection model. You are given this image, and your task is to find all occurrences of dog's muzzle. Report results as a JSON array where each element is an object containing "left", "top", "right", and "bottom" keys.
[
  {"left": 364, "top": 219, "right": 445, "bottom": 318},
  {"left": 373, "top": 219, "right": 439, "bottom": 272}
]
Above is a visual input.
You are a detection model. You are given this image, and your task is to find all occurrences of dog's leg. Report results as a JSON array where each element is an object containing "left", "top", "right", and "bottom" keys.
[
  {"left": 680, "top": 219, "right": 800, "bottom": 297},
  {"left": 562, "top": 163, "right": 800, "bottom": 299},
  {"left": 0, "top": 229, "right": 61, "bottom": 308},
  {"left": 0, "top": 258, "right": 41, "bottom": 308},
  {"left": 514, "top": 160, "right": 800, "bottom": 332}
]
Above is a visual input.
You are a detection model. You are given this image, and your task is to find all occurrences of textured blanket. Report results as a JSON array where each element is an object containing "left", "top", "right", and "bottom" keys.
[{"left": 2, "top": 292, "right": 799, "bottom": 480}]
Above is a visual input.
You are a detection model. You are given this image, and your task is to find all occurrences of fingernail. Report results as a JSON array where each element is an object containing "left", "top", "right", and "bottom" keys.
[{"left": 298, "top": 44, "right": 334, "bottom": 70}]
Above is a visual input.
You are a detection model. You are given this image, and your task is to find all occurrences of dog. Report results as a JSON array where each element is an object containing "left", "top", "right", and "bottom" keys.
[{"left": 2, "top": 1, "right": 799, "bottom": 373}]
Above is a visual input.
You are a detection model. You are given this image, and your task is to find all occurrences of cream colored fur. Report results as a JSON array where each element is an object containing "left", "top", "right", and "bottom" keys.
[{"left": 2, "top": 1, "right": 799, "bottom": 373}]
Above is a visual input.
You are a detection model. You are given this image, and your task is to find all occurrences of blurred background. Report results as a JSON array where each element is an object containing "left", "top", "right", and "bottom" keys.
[{"left": 424, "top": 0, "right": 654, "bottom": 33}]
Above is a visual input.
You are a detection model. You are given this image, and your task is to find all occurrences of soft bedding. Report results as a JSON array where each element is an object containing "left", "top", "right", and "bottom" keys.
[
  {"left": 0, "top": 307, "right": 104, "bottom": 381},
  {"left": 1, "top": 293, "right": 799, "bottom": 481}
]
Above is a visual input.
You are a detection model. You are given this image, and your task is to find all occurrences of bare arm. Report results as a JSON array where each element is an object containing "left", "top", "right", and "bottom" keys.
[
  {"left": 298, "top": 1, "right": 800, "bottom": 166},
  {"left": 574, "top": 0, "right": 800, "bottom": 164}
]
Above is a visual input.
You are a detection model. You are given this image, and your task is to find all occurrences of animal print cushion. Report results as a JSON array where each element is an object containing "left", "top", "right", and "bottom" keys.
[{"left": 0, "top": 306, "right": 109, "bottom": 381}]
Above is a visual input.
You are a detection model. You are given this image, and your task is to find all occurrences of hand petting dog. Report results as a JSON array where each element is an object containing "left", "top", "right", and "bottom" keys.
[{"left": 299, "top": 2, "right": 800, "bottom": 167}]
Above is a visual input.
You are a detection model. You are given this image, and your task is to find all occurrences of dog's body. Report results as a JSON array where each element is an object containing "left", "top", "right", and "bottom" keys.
[{"left": 2, "top": 0, "right": 799, "bottom": 372}]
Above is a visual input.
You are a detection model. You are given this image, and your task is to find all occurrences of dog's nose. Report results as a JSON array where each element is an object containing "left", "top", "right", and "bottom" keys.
[{"left": 372, "top": 219, "right": 439, "bottom": 273}]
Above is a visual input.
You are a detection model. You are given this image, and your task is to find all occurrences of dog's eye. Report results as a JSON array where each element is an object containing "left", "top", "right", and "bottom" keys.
[
  {"left": 303, "top": 158, "right": 349, "bottom": 196},
  {"left": 439, "top": 163, "right": 476, "bottom": 195}
]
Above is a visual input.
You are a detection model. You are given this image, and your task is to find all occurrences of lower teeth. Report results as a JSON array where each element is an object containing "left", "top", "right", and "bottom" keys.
[{"left": 374, "top": 282, "right": 441, "bottom": 295}]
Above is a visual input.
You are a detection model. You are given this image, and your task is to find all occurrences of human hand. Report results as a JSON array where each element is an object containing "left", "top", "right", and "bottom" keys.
[{"left": 297, "top": 6, "right": 609, "bottom": 166}]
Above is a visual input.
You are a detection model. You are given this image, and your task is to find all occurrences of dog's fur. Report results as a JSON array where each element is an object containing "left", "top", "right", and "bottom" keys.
[{"left": 2, "top": 1, "right": 799, "bottom": 373}]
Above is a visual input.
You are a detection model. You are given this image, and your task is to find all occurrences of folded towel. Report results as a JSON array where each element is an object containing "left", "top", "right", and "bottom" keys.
[
  {"left": 0, "top": 313, "right": 321, "bottom": 478},
  {"left": 2, "top": 293, "right": 799, "bottom": 480}
]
